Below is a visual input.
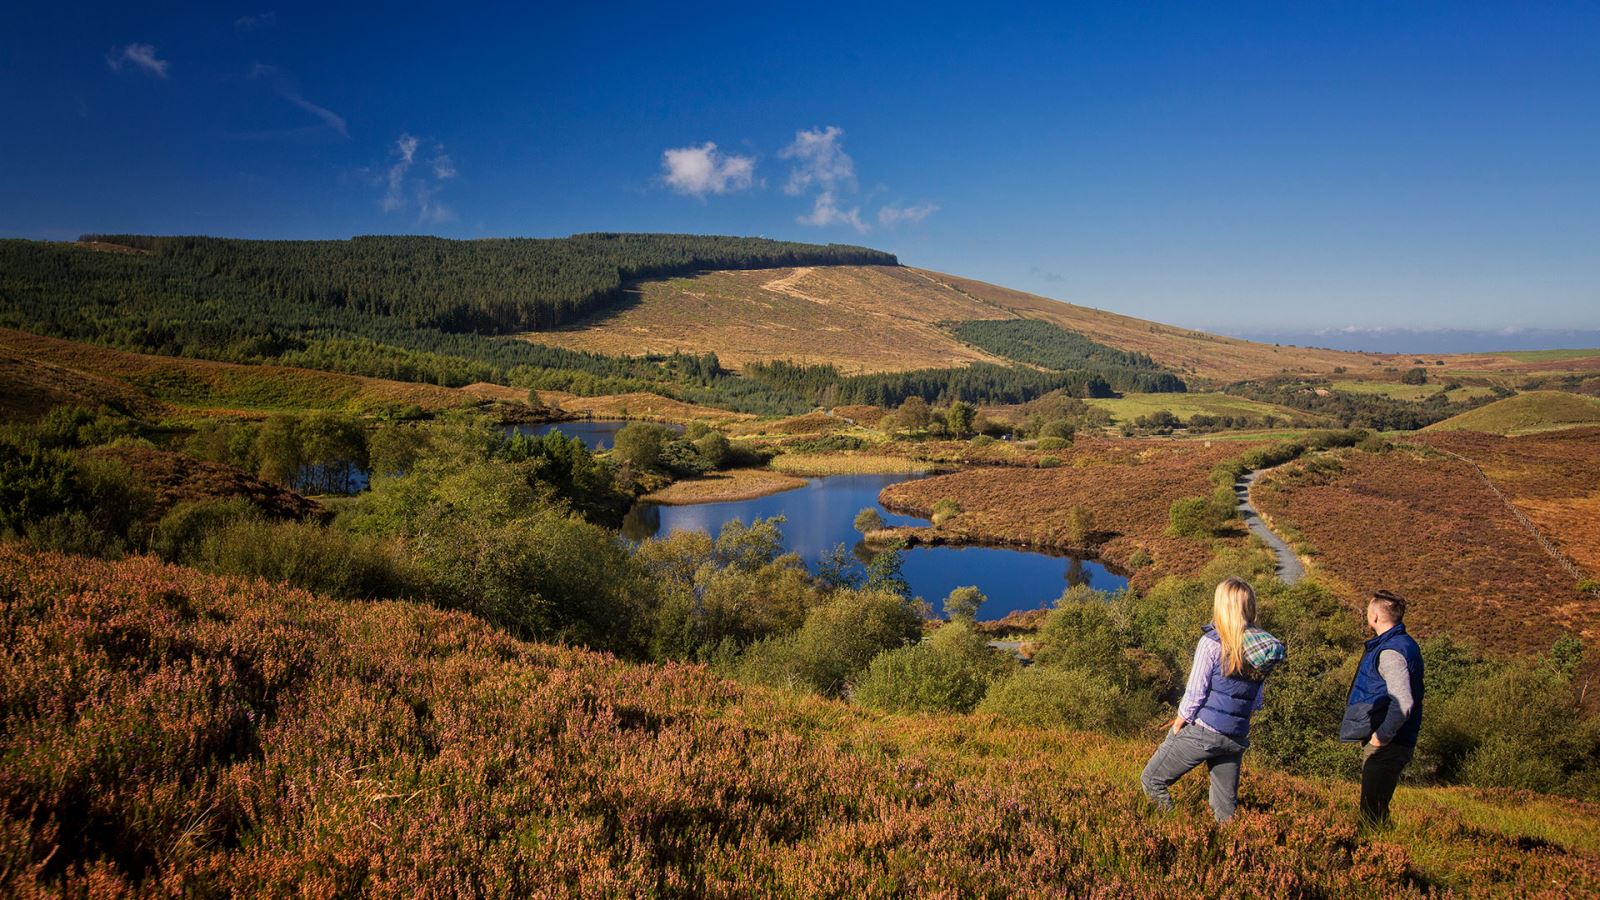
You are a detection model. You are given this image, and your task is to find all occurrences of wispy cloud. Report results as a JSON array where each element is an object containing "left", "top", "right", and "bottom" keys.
[
  {"left": 878, "top": 202, "right": 938, "bottom": 227},
  {"left": 234, "top": 12, "right": 277, "bottom": 31},
  {"left": 106, "top": 43, "right": 169, "bottom": 78},
  {"left": 780, "top": 126, "right": 855, "bottom": 196},
  {"left": 661, "top": 142, "right": 756, "bottom": 198},
  {"left": 247, "top": 63, "right": 347, "bottom": 137},
  {"left": 381, "top": 133, "right": 456, "bottom": 223}
]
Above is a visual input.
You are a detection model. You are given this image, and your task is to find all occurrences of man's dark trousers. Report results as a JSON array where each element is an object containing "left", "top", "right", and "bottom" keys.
[{"left": 1359, "top": 741, "right": 1413, "bottom": 826}]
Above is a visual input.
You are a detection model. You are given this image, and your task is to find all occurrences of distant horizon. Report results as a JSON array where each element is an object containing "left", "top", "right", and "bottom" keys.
[{"left": 23, "top": 229, "right": 1599, "bottom": 351}]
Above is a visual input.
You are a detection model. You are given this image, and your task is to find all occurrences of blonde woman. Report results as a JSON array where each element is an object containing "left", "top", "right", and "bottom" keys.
[{"left": 1140, "top": 577, "right": 1286, "bottom": 823}]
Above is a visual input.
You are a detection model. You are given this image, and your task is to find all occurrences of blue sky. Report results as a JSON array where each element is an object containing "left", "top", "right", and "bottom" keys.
[{"left": 2, "top": 2, "right": 1597, "bottom": 335}]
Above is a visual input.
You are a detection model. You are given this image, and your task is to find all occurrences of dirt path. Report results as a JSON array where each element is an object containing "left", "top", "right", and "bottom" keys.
[{"left": 1237, "top": 470, "right": 1305, "bottom": 584}]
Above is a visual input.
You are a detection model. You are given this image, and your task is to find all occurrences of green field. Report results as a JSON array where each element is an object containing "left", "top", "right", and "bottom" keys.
[
  {"left": 1496, "top": 348, "right": 1600, "bottom": 362},
  {"left": 1086, "top": 391, "right": 1307, "bottom": 424},
  {"left": 1424, "top": 390, "right": 1600, "bottom": 435},
  {"left": 1330, "top": 380, "right": 1498, "bottom": 402}
]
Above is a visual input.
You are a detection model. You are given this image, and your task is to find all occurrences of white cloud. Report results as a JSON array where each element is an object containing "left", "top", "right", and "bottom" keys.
[
  {"left": 381, "top": 133, "right": 456, "bottom": 223},
  {"left": 780, "top": 126, "right": 854, "bottom": 196},
  {"left": 106, "top": 43, "right": 169, "bottom": 78},
  {"left": 235, "top": 12, "right": 277, "bottom": 31},
  {"left": 799, "top": 191, "right": 866, "bottom": 233},
  {"left": 877, "top": 202, "right": 938, "bottom": 227},
  {"left": 661, "top": 142, "right": 756, "bottom": 197}
]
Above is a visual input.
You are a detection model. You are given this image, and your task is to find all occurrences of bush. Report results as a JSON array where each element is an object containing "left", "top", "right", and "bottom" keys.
[
  {"left": 1035, "top": 436, "right": 1070, "bottom": 452},
  {"left": 151, "top": 497, "right": 263, "bottom": 562},
  {"left": 1127, "top": 548, "right": 1152, "bottom": 569},
  {"left": 978, "top": 666, "right": 1154, "bottom": 734},
  {"left": 1064, "top": 505, "right": 1095, "bottom": 547},
  {"left": 1167, "top": 496, "right": 1228, "bottom": 538},
  {"left": 737, "top": 588, "right": 923, "bottom": 696},
  {"left": 970, "top": 434, "right": 996, "bottom": 447},
  {"left": 854, "top": 507, "right": 886, "bottom": 534},
  {"left": 943, "top": 586, "right": 985, "bottom": 622},
  {"left": 612, "top": 422, "right": 673, "bottom": 470},
  {"left": 195, "top": 519, "right": 415, "bottom": 602},
  {"left": 1400, "top": 367, "right": 1428, "bottom": 385},
  {"left": 930, "top": 499, "right": 961, "bottom": 526},
  {"left": 1037, "top": 419, "right": 1075, "bottom": 441},
  {"left": 1038, "top": 456, "right": 1061, "bottom": 468},
  {"left": 855, "top": 623, "right": 1009, "bottom": 713},
  {"left": 693, "top": 432, "right": 731, "bottom": 468}
]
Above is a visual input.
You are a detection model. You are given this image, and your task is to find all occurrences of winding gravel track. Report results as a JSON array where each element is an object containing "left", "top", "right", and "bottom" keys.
[{"left": 1237, "top": 470, "right": 1305, "bottom": 585}]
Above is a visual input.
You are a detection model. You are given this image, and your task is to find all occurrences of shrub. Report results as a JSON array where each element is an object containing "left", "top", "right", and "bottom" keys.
[
  {"left": 1064, "top": 504, "right": 1095, "bottom": 547},
  {"left": 1037, "top": 456, "right": 1061, "bottom": 468},
  {"left": 612, "top": 422, "right": 672, "bottom": 470},
  {"left": 1035, "top": 436, "right": 1070, "bottom": 452},
  {"left": 855, "top": 623, "right": 1009, "bottom": 713},
  {"left": 853, "top": 507, "right": 885, "bottom": 534},
  {"left": 1167, "top": 496, "right": 1227, "bottom": 538},
  {"left": 978, "top": 666, "right": 1153, "bottom": 734},
  {"left": 1037, "top": 419, "right": 1075, "bottom": 441},
  {"left": 659, "top": 438, "right": 714, "bottom": 476},
  {"left": 1401, "top": 367, "right": 1429, "bottom": 385},
  {"left": 943, "top": 586, "right": 985, "bottom": 622},
  {"left": 151, "top": 497, "right": 263, "bottom": 562},
  {"left": 1127, "top": 548, "right": 1152, "bottom": 569},
  {"left": 737, "top": 588, "right": 923, "bottom": 696},
  {"left": 195, "top": 519, "right": 415, "bottom": 602},
  {"left": 693, "top": 431, "right": 731, "bottom": 468},
  {"left": 970, "top": 434, "right": 996, "bottom": 447},
  {"left": 930, "top": 498, "right": 961, "bottom": 526}
]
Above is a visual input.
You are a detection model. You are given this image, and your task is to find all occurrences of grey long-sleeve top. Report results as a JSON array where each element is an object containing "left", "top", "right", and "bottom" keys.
[{"left": 1373, "top": 649, "right": 1415, "bottom": 743}]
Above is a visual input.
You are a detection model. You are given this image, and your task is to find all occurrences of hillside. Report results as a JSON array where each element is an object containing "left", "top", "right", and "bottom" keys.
[
  {"left": 0, "top": 328, "right": 479, "bottom": 417},
  {"left": 528, "top": 265, "right": 1377, "bottom": 381},
  {"left": 1252, "top": 444, "right": 1596, "bottom": 652},
  {"left": 1424, "top": 391, "right": 1600, "bottom": 435},
  {"left": 3, "top": 544, "right": 1597, "bottom": 896}
]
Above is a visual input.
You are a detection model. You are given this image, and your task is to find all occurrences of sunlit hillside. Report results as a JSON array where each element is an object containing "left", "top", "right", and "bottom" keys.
[{"left": 526, "top": 265, "right": 1380, "bottom": 382}]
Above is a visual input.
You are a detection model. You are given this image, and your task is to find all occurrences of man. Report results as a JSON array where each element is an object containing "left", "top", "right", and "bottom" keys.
[{"left": 1339, "top": 590, "right": 1424, "bottom": 829}]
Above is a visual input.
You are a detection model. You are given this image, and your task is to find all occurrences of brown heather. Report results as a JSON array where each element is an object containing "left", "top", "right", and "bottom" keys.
[
  {"left": 2, "top": 544, "right": 1598, "bottom": 897},
  {"left": 1253, "top": 446, "right": 1596, "bottom": 652},
  {"left": 879, "top": 438, "right": 1257, "bottom": 588}
]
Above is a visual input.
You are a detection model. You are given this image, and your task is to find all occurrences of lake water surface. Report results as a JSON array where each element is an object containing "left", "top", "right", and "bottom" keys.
[
  {"left": 619, "top": 471, "right": 1128, "bottom": 620},
  {"left": 514, "top": 418, "right": 682, "bottom": 450}
]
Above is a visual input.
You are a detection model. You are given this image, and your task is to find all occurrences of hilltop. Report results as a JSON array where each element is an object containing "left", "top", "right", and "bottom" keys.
[
  {"left": 3, "top": 544, "right": 1596, "bottom": 896},
  {"left": 528, "top": 264, "right": 1378, "bottom": 382},
  {"left": 1424, "top": 390, "right": 1600, "bottom": 435}
]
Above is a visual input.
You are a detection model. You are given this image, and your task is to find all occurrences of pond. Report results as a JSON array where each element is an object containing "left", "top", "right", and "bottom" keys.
[
  {"left": 511, "top": 418, "right": 683, "bottom": 451},
  {"left": 621, "top": 472, "right": 1128, "bottom": 620}
]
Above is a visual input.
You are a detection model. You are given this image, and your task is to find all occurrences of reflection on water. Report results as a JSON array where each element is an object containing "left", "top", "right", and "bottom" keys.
[
  {"left": 511, "top": 419, "right": 683, "bottom": 451},
  {"left": 623, "top": 473, "right": 1128, "bottom": 619}
]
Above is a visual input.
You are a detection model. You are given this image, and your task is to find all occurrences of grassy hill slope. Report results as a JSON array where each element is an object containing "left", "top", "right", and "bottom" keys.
[
  {"left": 0, "top": 328, "right": 478, "bottom": 418},
  {"left": 1424, "top": 391, "right": 1600, "bottom": 435},
  {"left": 528, "top": 265, "right": 1376, "bottom": 382},
  {"left": 4, "top": 544, "right": 1594, "bottom": 895}
]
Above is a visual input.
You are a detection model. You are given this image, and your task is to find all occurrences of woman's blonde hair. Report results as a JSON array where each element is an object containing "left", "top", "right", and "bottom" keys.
[{"left": 1213, "top": 577, "right": 1258, "bottom": 677}]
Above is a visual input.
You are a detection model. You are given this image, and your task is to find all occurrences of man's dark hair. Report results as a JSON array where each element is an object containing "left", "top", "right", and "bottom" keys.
[{"left": 1370, "top": 590, "right": 1406, "bottom": 623}]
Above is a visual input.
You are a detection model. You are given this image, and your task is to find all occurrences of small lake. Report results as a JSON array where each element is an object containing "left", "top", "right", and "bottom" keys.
[
  {"left": 621, "top": 472, "right": 1128, "bottom": 620},
  {"left": 511, "top": 419, "right": 683, "bottom": 451}
]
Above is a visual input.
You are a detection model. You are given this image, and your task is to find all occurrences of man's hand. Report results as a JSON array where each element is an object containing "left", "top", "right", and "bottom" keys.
[
  {"left": 1169, "top": 716, "right": 1185, "bottom": 736},
  {"left": 1368, "top": 733, "right": 1386, "bottom": 748}
]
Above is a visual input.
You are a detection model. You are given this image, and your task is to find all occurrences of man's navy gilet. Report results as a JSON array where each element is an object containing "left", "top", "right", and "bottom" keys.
[
  {"left": 1195, "top": 626, "right": 1266, "bottom": 742},
  {"left": 1340, "top": 623, "right": 1425, "bottom": 746}
]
